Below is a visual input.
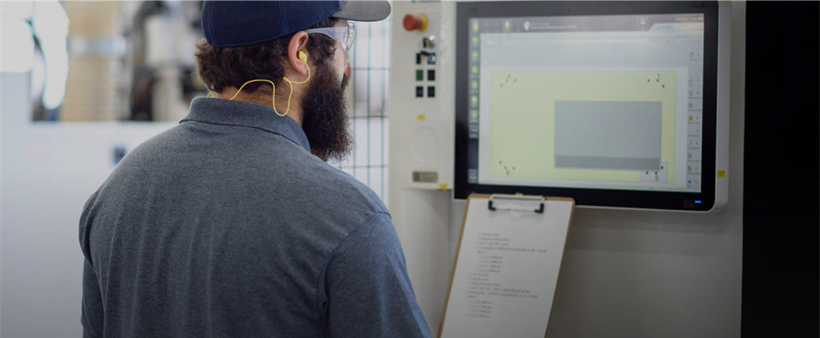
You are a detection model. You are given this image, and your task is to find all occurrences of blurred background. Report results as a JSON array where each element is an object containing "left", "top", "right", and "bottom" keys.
[{"left": 0, "top": 1, "right": 390, "bottom": 336}]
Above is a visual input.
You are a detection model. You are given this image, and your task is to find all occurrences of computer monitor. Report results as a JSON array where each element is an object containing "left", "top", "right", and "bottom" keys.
[{"left": 454, "top": 1, "right": 731, "bottom": 211}]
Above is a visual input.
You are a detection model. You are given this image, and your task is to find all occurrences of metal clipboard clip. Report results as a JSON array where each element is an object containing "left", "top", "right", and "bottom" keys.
[{"left": 487, "top": 193, "right": 545, "bottom": 214}]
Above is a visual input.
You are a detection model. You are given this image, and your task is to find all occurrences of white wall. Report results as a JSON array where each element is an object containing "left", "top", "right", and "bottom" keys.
[
  {"left": 0, "top": 72, "right": 175, "bottom": 337},
  {"left": 440, "top": 3, "right": 746, "bottom": 337}
]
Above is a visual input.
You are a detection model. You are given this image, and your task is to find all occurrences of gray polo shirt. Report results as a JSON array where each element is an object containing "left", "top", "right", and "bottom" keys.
[{"left": 79, "top": 97, "right": 431, "bottom": 338}]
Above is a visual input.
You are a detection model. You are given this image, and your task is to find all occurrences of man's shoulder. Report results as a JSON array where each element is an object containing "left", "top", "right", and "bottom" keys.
[{"left": 289, "top": 157, "right": 389, "bottom": 216}]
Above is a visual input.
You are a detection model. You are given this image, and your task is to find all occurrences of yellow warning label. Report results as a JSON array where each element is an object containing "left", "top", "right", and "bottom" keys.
[
  {"left": 717, "top": 170, "right": 726, "bottom": 178},
  {"left": 417, "top": 114, "right": 426, "bottom": 121},
  {"left": 439, "top": 183, "right": 448, "bottom": 190}
]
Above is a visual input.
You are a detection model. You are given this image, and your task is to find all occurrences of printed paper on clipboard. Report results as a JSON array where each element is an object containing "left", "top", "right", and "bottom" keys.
[{"left": 438, "top": 194, "right": 575, "bottom": 338}]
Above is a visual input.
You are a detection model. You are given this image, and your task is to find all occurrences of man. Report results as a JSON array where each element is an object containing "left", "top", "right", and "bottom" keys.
[{"left": 79, "top": 1, "right": 431, "bottom": 337}]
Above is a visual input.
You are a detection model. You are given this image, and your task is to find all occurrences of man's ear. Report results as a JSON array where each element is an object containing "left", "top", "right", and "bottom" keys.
[{"left": 287, "top": 32, "right": 310, "bottom": 78}]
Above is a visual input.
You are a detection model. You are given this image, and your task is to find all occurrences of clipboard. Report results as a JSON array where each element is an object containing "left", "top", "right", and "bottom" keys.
[{"left": 438, "top": 193, "right": 575, "bottom": 338}]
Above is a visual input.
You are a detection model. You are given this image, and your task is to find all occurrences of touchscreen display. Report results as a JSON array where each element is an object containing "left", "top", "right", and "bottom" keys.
[{"left": 465, "top": 14, "right": 705, "bottom": 193}]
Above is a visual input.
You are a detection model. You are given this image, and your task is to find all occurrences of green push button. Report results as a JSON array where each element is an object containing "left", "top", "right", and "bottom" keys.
[{"left": 416, "top": 69, "right": 424, "bottom": 81}]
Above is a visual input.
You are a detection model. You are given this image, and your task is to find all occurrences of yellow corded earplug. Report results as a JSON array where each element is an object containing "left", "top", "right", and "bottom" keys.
[
  {"left": 279, "top": 50, "right": 311, "bottom": 116},
  {"left": 207, "top": 50, "right": 311, "bottom": 117}
]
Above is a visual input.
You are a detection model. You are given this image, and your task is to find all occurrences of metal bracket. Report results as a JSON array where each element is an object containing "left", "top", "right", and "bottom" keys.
[{"left": 487, "top": 193, "right": 545, "bottom": 214}]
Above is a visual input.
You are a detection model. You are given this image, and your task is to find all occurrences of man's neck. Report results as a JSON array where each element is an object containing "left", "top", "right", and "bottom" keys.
[{"left": 216, "top": 88, "right": 304, "bottom": 126}]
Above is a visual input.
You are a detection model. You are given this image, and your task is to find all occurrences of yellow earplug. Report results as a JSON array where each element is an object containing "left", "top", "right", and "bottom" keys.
[{"left": 283, "top": 51, "right": 310, "bottom": 83}]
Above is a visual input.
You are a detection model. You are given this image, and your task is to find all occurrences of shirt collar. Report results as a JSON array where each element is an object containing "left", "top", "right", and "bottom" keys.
[{"left": 181, "top": 97, "right": 311, "bottom": 152}]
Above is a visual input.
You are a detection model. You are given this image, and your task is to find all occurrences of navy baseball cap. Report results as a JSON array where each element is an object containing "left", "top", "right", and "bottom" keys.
[{"left": 202, "top": 1, "right": 391, "bottom": 48}]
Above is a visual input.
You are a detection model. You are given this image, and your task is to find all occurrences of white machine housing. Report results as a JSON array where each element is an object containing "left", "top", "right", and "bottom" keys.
[{"left": 387, "top": 1, "right": 734, "bottom": 334}]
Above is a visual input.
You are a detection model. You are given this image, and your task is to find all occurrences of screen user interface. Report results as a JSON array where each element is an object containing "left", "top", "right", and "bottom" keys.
[{"left": 466, "top": 14, "right": 705, "bottom": 193}]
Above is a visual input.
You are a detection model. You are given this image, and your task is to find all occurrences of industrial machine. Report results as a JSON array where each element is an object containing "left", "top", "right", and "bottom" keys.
[
  {"left": 388, "top": 1, "right": 733, "bottom": 332},
  {"left": 390, "top": 1, "right": 731, "bottom": 212}
]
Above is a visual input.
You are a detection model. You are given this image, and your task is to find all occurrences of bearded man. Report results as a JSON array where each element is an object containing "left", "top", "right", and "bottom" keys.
[{"left": 78, "top": 1, "right": 430, "bottom": 337}]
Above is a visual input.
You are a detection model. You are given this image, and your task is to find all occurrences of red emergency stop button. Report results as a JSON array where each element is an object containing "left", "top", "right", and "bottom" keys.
[{"left": 403, "top": 14, "right": 428, "bottom": 32}]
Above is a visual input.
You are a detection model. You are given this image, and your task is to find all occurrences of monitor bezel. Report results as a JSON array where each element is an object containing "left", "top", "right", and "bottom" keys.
[{"left": 454, "top": 1, "right": 720, "bottom": 211}]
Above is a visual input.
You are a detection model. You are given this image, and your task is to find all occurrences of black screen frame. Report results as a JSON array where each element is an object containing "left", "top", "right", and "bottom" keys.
[{"left": 454, "top": 1, "right": 720, "bottom": 211}]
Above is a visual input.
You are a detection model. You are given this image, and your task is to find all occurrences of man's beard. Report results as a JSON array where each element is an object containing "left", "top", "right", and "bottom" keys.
[{"left": 300, "top": 62, "right": 353, "bottom": 162}]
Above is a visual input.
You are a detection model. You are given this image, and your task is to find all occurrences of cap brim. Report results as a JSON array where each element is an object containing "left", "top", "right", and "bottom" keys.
[{"left": 332, "top": 0, "right": 391, "bottom": 22}]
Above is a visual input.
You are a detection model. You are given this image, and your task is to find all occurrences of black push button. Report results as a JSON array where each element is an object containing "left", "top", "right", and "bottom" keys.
[
  {"left": 415, "top": 53, "right": 422, "bottom": 65},
  {"left": 427, "top": 69, "right": 435, "bottom": 81},
  {"left": 416, "top": 86, "right": 424, "bottom": 98},
  {"left": 427, "top": 86, "right": 435, "bottom": 98}
]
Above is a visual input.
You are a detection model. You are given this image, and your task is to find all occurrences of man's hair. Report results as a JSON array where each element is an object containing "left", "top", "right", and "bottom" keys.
[{"left": 195, "top": 18, "right": 338, "bottom": 94}]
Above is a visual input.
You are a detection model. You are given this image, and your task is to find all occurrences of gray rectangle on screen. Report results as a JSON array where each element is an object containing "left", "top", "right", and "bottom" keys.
[{"left": 555, "top": 101, "right": 662, "bottom": 171}]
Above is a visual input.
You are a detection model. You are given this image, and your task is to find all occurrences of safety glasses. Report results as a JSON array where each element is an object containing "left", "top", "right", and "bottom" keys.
[{"left": 305, "top": 21, "right": 356, "bottom": 54}]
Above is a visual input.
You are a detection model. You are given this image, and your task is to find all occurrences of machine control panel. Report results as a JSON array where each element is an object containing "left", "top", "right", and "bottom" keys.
[{"left": 389, "top": 2, "right": 455, "bottom": 194}]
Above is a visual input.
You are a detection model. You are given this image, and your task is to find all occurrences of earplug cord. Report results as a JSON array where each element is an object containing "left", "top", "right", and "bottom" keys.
[{"left": 206, "top": 52, "right": 311, "bottom": 117}]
